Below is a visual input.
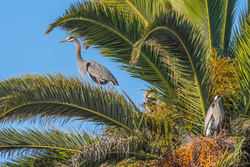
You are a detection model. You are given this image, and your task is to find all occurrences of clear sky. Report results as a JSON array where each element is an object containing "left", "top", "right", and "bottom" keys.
[{"left": 0, "top": 0, "right": 147, "bottom": 105}]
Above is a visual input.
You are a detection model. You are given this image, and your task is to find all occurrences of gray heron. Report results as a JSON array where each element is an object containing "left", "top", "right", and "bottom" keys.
[
  {"left": 59, "top": 37, "right": 119, "bottom": 86},
  {"left": 143, "top": 88, "right": 157, "bottom": 111},
  {"left": 204, "top": 95, "right": 225, "bottom": 137}
]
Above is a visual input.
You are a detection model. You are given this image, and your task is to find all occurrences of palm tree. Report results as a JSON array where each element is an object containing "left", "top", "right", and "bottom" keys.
[{"left": 0, "top": 0, "right": 249, "bottom": 166}]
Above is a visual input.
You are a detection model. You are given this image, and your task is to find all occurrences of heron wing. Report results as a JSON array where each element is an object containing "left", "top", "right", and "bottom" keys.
[
  {"left": 86, "top": 61, "right": 119, "bottom": 85},
  {"left": 87, "top": 72, "right": 108, "bottom": 85},
  {"left": 214, "top": 101, "right": 225, "bottom": 121},
  {"left": 204, "top": 105, "right": 215, "bottom": 136},
  {"left": 212, "top": 101, "right": 225, "bottom": 130}
]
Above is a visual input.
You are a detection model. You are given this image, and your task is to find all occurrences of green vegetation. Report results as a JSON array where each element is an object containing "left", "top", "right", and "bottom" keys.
[{"left": 0, "top": 0, "right": 249, "bottom": 166}]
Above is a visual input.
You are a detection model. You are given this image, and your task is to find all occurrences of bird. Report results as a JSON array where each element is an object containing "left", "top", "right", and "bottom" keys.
[
  {"left": 142, "top": 88, "right": 157, "bottom": 111},
  {"left": 204, "top": 95, "right": 225, "bottom": 137},
  {"left": 59, "top": 37, "right": 119, "bottom": 86}
]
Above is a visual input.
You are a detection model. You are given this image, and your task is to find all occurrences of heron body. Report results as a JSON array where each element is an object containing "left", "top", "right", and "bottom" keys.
[
  {"left": 143, "top": 88, "right": 157, "bottom": 111},
  {"left": 143, "top": 89, "right": 156, "bottom": 105},
  {"left": 59, "top": 37, "right": 119, "bottom": 86},
  {"left": 204, "top": 95, "right": 225, "bottom": 137}
]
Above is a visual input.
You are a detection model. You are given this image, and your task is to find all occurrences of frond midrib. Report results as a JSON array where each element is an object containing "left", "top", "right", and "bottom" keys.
[
  {"left": 0, "top": 145, "right": 81, "bottom": 152},
  {"left": 142, "top": 26, "right": 206, "bottom": 117},
  {"left": 0, "top": 101, "right": 133, "bottom": 132},
  {"left": 125, "top": 0, "right": 148, "bottom": 25},
  {"left": 221, "top": 0, "right": 229, "bottom": 47},
  {"left": 205, "top": 0, "right": 212, "bottom": 51}
]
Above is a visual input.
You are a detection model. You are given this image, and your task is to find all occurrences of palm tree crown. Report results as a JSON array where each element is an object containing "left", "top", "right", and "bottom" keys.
[{"left": 1, "top": 0, "right": 249, "bottom": 166}]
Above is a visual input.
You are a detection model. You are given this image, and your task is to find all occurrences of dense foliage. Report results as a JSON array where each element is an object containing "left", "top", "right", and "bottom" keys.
[{"left": 1, "top": 0, "right": 249, "bottom": 166}]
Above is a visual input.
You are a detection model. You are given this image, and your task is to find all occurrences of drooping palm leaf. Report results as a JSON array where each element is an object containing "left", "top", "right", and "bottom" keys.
[
  {"left": 233, "top": 15, "right": 250, "bottom": 115},
  {"left": 0, "top": 73, "right": 137, "bottom": 132},
  {"left": 132, "top": 11, "right": 210, "bottom": 133},
  {"left": 0, "top": 127, "right": 162, "bottom": 166},
  {"left": 0, "top": 127, "right": 97, "bottom": 157},
  {"left": 221, "top": 0, "right": 237, "bottom": 56},
  {"left": 2, "top": 151, "right": 73, "bottom": 167},
  {"left": 169, "top": 0, "right": 237, "bottom": 57}
]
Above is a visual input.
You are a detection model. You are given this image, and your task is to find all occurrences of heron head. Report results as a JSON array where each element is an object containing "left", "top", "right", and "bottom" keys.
[
  {"left": 59, "top": 37, "right": 76, "bottom": 43},
  {"left": 214, "top": 95, "right": 221, "bottom": 102}
]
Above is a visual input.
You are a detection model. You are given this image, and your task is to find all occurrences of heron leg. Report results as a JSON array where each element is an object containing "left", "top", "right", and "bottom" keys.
[
  {"left": 96, "top": 78, "right": 101, "bottom": 86},
  {"left": 219, "top": 123, "right": 222, "bottom": 136}
]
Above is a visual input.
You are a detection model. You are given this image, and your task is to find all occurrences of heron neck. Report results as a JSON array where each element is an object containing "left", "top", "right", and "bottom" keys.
[{"left": 73, "top": 39, "right": 85, "bottom": 62}]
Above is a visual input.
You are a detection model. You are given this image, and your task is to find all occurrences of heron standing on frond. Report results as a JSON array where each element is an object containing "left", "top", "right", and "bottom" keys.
[{"left": 59, "top": 37, "right": 119, "bottom": 86}]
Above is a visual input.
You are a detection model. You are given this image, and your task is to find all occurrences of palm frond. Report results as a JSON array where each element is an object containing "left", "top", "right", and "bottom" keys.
[
  {"left": 217, "top": 139, "right": 247, "bottom": 167},
  {"left": 205, "top": 0, "right": 229, "bottom": 53},
  {"left": 169, "top": 0, "right": 236, "bottom": 56},
  {"left": 45, "top": 1, "right": 144, "bottom": 64},
  {"left": 221, "top": 0, "right": 237, "bottom": 56},
  {"left": 233, "top": 15, "right": 250, "bottom": 115},
  {"left": 1, "top": 150, "right": 73, "bottom": 167},
  {"left": 102, "top": 0, "right": 169, "bottom": 25},
  {"left": 0, "top": 127, "right": 98, "bottom": 158},
  {"left": 45, "top": 1, "right": 177, "bottom": 103},
  {"left": 231, "top": 116, "right": 250, "bottom": 135},
  {"left": 132, "top": 11, "right": 210, "bottom": 132},
  {"left": 0, "top": 73, "right": 137, "bottom": 132},
  {"left": 71, "top": 136, "right": 160, "bottom": 167}
]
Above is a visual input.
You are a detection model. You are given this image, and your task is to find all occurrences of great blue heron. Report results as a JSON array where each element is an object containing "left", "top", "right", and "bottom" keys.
[
  {"left": 204, "top": 95, "right": 225, "bottom": 137},
  {"left": 59, "top": 37, "right": 119, "bottom": 86},
  {"left": 143, "top": 88, "right": 157, "bottom": 111}
]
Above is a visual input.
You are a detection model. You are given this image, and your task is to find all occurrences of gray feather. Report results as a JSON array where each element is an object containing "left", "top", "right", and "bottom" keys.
[{"left": 204, "top": 95, "right": 225, "bottom": 137}]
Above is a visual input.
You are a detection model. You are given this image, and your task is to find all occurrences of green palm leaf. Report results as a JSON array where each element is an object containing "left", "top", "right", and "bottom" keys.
[
  {"left": 102, "top": 0, "right": 170, "bottom": 25},
  {"left": 0, "top": 73, "right": 137, "bottom": 132},
  {"left": 132, "top": 11, "right": 210, "bottom": 132},
  {"left": 233, "top": 15, "right": 250, "bottom": 115},
  {"left": 0, "top": 128, "right": 160, "bottom": 166},
  {"left": 169, "top": 0, "right": 237, "bottom": 56},
  {"left": 221, "top": 0, "right": 237, "bottom": 56},
  {"left": 2, "top": 151, "right": 73, "bottom": 167},
  {"left": 0, "top": 127, "right": 96, "bottom": 156}
]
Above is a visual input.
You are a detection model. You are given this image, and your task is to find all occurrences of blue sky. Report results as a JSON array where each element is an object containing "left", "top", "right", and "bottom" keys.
[{"left": 0, "top": 0, "right": 147, "bottom": 105}]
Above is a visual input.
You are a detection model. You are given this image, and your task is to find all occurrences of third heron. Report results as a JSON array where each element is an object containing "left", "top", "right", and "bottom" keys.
[
  {"left": 204, "top": 95, "right": 225, "bottom": 137},
  {"left": 59, "top": 37, "right": 119, "bottom": 86}
]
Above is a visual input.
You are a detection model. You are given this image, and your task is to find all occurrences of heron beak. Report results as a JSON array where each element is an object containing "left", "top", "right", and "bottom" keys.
[{"left": 58, "top": 39, "right": 68, "bottom": 43}]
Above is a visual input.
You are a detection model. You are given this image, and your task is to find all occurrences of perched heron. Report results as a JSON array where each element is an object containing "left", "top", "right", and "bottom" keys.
[
  {"left": 143, "top": 88, "right": 157, "bottom": 110},
  {"left": 59, "top": 37, "right": 119, "bottom": 86},
  {"left": 204, "top": 95, "right": 225, "bottom": 137}
]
